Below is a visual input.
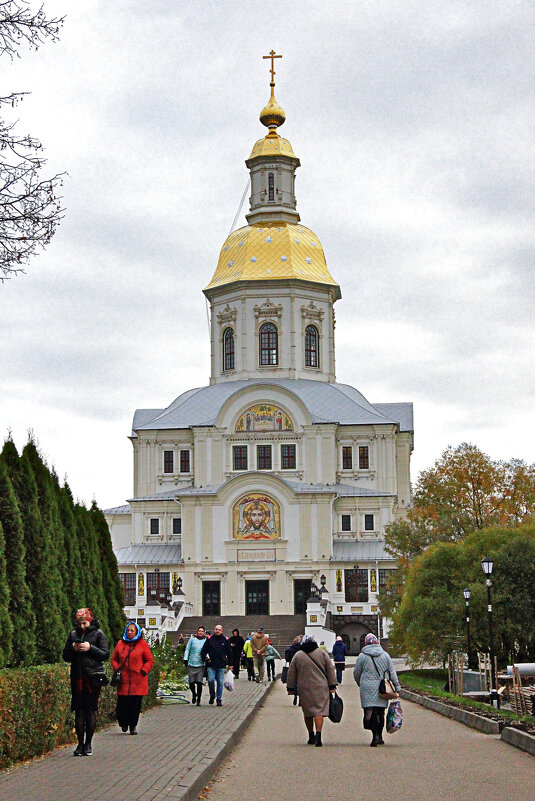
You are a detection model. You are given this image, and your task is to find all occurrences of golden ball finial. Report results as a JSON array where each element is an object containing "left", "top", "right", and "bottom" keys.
[{"left": 260, "top": 84, "right": 286, "bottom": 130}]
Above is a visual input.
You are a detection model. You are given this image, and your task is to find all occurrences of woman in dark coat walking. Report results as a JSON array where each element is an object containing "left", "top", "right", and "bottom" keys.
[
  {"left": 111, "top": 621, "right": 154, "bottom": 734},
  {"left": 286, "top": 634, "right": 337, "bottom": 747},
  {"left": 353, "top": 633, "right": 400, "bottom": 746},
  {"left": 62, "top": 607, "right": 109, "bottom": 756},
  {"left": 228, "top": 628, "right": 245, "bottom": 678},
  {"left": 332, "top": 636, "right": 347, "bottom": 684}
]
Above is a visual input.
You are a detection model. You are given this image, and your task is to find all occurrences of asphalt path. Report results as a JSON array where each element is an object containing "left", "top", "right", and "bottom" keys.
[{"left": 203, "top": 676, "right": 534, "bottom": 801}]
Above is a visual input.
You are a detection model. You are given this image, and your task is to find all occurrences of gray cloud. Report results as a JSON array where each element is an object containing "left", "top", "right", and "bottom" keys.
[{"left": 1, "top": 0, "right": 533, "bottom": 506}]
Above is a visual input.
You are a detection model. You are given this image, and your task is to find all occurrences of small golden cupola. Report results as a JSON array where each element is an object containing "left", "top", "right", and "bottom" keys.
[
  {"left": 204, "top": 52, "right": 340, "bottom": 297},
  {"left": 245, "top": 50, "right": 301, "bottom": 226}
]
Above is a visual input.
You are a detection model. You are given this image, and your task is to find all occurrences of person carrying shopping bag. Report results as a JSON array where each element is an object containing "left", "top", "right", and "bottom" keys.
[{"left": 353, "top": 633, "right": 400, "bottom": 747}]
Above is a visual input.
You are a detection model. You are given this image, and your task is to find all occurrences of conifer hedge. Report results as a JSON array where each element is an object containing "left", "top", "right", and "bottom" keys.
[
  {"left": 0, "top": 662, "right": 160, "bottom": 769},
  {"left": 0, "top": 435, "right": 126, "bottom": 666},
  {"left": 0, "top": 435, "right": 165, "bottom": 766}
]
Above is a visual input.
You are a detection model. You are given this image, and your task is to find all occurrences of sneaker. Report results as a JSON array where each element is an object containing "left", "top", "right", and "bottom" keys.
[
  {"left": 129, "top": 727, "right": 137, "bottom": 735},
  {"left": 209, "top": 696, "right": 215, "bottom": 705},
  {"left": 216, "top": 699, "right": 222, "bottom": 706},
  {"left": 82, "top": 744, "right": 93, "bottom": 756},
  {"left": 73, "top": 744, "right": 84, "bottom": 756}
]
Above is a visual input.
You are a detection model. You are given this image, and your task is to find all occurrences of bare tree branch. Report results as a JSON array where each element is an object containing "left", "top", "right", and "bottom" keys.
[{"left": 0, "top": 1, "right": 66, "bottom": 281}]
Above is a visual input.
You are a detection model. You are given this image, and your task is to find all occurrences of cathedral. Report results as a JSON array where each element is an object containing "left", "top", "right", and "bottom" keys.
[{"left": 105, "top": 55, "right": 413, "bottom": 653}]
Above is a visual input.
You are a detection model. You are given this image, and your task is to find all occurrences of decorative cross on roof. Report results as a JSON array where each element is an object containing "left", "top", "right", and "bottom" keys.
[{"left": 263, "top": 50, "right": 282, "bottom": 84}]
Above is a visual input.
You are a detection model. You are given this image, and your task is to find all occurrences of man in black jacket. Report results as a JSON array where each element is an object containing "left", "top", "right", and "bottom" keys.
[{"left": 200, "top": 624, "right": 232, "bottom": 705}]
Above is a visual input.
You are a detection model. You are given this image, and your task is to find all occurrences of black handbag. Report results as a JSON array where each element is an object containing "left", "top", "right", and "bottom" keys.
[
  {"left": 111, "top": 642, "right": 136, "bottom": 687},
  {"left": 281, "top": 664, "right": 289, "bottom": 684},
  {"left": 329, "top": 691, "right": 344, "bottom": 723},
  {"left": 85, "top": 663, "right": 109, "bottom": 687},
  {"left": 369, "top": 655, "right": 398, "bottom": 700},
  {"left": 110, "top": 668, "right": 122, "bottom": 687}
]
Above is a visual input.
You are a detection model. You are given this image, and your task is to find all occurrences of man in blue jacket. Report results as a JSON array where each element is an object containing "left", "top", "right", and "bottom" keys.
[{"left": 200, "top": 624, "right": 232, "bottom": 706}]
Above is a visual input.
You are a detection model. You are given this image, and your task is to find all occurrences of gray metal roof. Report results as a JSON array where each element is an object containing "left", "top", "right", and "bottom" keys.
[
  {"left": 331, "top": 540, "right": 394, "bottom": 562},
  {"left": 127, "top": 489, "right": 183, "bottom": 503},
  {"left": 103, "top": 504, "right": 131, "bottom": 515},
  {"left": 132, "top": 379, "right": 412, "bottom": 432},
  {"left": 373, "top": 403, "right": 413, "bottom": 432},
  {"left": 130, "top": 478, "right": 396, "bottom": 503},
  {"left": 283, "top": 480, "right": 395, "bottom": 497},
  {"left": 114, "top": 544, "right": 183, "bottom": 565}
]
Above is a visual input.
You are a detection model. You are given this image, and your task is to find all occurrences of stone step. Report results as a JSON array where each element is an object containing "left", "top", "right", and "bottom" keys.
[{"left": 171, "top": 614, "right": 307, "bottom": 652}]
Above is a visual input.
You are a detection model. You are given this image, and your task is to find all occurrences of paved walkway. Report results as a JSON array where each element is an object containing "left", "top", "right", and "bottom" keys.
[
  {"left": 1, "top": 673, "right": 533, "bottom": 801},
  {"left": 0, "top": 677, "right": 272, "bottom": 801},
  {"left": 204, "top": 680, "right": 534, "bottom": 801}
]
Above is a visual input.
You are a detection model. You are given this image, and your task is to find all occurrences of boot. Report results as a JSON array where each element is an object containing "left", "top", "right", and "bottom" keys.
[
  {"left": 307, "top": 732, "right": 315, "bottom": 745},
  {"left": 190, "top": 683, "right": 197, "bottom": 704},
  {"left": 315, "top": 732, "right": 322, "bottom": 747},
  {"left": 370, "top": 731, "right": 381, "bottom": 747}
]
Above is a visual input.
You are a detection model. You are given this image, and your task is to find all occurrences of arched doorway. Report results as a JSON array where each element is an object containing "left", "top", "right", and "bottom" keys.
[{"left": 339, "top": 622, "right": 373, "bottom": 655}]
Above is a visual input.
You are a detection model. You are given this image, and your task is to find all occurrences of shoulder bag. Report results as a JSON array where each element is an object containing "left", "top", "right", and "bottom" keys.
[
  {"left": 111, "top": 642, "right": 136, "bottom": 687},
  {"left": 369, "top": 654, "right": 398, "bottom": 700},
  {"left": 304, "top": 652, "right": 344, "bottom": 723}
]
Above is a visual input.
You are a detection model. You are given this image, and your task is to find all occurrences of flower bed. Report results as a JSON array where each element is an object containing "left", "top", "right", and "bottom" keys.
[{"left": 400, "top": 670, "right": 535, "bottom": 736}]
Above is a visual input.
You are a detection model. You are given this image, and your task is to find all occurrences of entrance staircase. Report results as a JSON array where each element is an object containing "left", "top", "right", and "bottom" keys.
[{"left": 171, "top": 614, "right": 306, "bottom": 653}]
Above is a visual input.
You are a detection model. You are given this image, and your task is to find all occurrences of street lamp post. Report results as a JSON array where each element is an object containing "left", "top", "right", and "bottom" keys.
[
  {"left": 481, "top": 556, "right": 500, "bottom": 708},
  {"left": 463, "top": 588, "right": 472, "bottom": 670}
]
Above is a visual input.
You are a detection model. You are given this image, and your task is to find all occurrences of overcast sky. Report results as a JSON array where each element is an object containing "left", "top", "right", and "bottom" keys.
[{"left": 1, "top": 1, "right": 533, "bottom": 509}]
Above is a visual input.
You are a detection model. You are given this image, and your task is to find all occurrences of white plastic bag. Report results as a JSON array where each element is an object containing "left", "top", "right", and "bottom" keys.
[{"left": 223, "top": 669, "right": 235, "bottom": 691}]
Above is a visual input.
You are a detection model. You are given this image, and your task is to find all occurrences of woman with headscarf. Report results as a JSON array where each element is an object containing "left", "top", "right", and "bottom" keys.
[
  {"left": 353, "top": 633, "right": 401, "bottom": 746},
  {"left": 111, "top": 621, "right": 154, "bottom": 735},
  {"left": 332, "top": 635, "right": 347, "bottom": 684},
  {"left": 286, "top": 634, "right": 337, "bottom": 747},
  {"left": 62, "top": 608, "right": 109, "bottom": 756}
]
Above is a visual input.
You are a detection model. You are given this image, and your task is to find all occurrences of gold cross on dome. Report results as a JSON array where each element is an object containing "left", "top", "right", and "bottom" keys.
[{"left": 263, "top": 50, "right": 282, "bottom": 83}]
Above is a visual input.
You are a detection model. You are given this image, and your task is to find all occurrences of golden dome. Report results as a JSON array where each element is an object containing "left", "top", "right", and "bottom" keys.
[
  {"left": 248, "top": 131, "right": 296, "bottom": 160},
  {"left": 204, "top": 222, "right": 340, "bottom": 295}
]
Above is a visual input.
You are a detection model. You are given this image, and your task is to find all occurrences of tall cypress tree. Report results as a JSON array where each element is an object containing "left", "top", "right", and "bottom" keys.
[
  {"left": 74, "top": 504, "right": 107, "bottom": 624},
  {"left": 0, "top": 520, "right": 13, "bottom": 667},
  {"left": 55, "top": 479, "right": 83, "bottom": 612},
  {"left": 22, "top": 440, "right": 70, "bottom": 661},
  {"left": 90, "top": 500, "right": 125, "bottom": 643},
  {"left": 0, "top": 457, "right": 36, "bottom": 665}
]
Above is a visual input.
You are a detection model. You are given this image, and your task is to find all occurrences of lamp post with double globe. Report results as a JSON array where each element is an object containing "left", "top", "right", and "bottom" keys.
[{"left": 481, "top": 556, "right": 500, "bottom": 708}]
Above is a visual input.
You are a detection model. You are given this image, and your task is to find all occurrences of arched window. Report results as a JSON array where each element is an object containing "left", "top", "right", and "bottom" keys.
[
  {"left": 304, "top": 325, "right": 319, "bottom": 367},
  {"left": 268, "top": 172, "right": 274, "bottom": 201},
  {"left": 223, "top": 327, "right": 235, "bottom": 371},
  {"left": 259, "top": 323, "right": 278, "bottom": 366}
]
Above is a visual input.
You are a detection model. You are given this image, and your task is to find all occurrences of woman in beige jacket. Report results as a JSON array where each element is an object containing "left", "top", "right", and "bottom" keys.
[{"left": 286, "top": 634, "right": 337, "bottom": 747}]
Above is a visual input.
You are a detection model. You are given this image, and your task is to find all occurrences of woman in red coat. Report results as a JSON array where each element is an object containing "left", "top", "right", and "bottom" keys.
[{"left": 111, "top": 621, "right": 154, "bottom": 735}]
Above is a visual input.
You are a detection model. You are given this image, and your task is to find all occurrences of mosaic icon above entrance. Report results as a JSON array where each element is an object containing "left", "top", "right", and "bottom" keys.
[{"left": 233, "top": 492, "right": 281, "bottom": 540}]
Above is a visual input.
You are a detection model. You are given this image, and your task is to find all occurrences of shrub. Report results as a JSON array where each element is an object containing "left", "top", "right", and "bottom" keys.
[{"left": 0, "top": 661, "right": 160, "bottom": 768}]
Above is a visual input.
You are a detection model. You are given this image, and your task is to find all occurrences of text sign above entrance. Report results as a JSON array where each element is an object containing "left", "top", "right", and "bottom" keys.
[{"left": 238, "top": 549, "right": 276, "bottom": 562}]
